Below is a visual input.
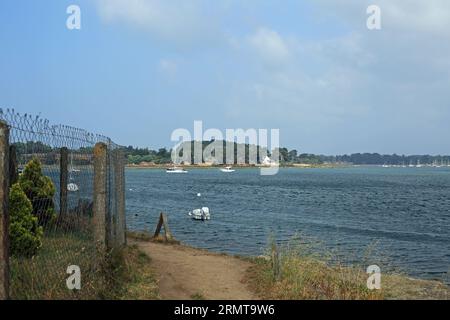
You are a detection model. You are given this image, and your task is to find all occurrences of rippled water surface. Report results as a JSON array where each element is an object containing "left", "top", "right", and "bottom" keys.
[{"left": 126, "top": 167, "right": 450, "bottom": 282}]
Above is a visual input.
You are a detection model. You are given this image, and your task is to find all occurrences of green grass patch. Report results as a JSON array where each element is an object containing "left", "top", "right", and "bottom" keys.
[
  {"left": 108, "top": 244, "right": 160, "bottom": 300},
  {"left": 10, "top": 231, "right": 101, "bottom": 300},
  {"left": 10, "top": 232, "right": 160, "bottom": 300}
]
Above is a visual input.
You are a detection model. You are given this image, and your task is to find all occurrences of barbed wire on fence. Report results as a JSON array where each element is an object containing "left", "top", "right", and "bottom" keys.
[{"left": 0, "top": 108, "right": 125, "bottom": 300}]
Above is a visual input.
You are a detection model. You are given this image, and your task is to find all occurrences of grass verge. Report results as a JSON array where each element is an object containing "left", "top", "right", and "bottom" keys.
[
  {"left": 10, "top": 232, "right": 160, "bottom": 300},
  {"left": 10, "top": 232, "right": 100, "bottom": 300},
  {"left": 245, "top": 240, "right": 449, "bottom": 300},
  {"left": 106, "top": 244, "right": 160, "bottom": 300}
]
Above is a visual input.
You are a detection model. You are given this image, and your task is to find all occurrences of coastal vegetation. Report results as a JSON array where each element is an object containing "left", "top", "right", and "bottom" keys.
[
  {"left": 17, "top": 157, "right": 56, "bottom": 226},
  {"left": 9, "top": 183, "right": 43, "bottom": 258},
  {"left": 245, "top": 238, "right": 449, "bottom": 300},
  {"left": 9, "top": 157, "right": 55, "bottom": 258},
  {"left": 247, "top": 252, "right": 449, "bottom": 300},
  {"left": 124, "top": 142, "right": 450, "bottom": 166},
  {"left": 13, "top": 142, "right": 450, "bottom": 167},
  {"left": 10, "top": 235, "right": 160, "bottom": 300},
  {"left": 125, "top": 232, "right": 449, "bottom": 300}
]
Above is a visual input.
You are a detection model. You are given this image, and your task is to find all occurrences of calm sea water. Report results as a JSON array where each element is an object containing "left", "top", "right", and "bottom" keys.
[{"left": 125, "top": 167, "right": 450, "bottom": 282}]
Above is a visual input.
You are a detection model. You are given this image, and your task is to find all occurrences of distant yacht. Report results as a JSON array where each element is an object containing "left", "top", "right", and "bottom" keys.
[
  {"left": 68, "top": 154, "right": 79, "bottom": 192},
  {"left": 166, "top": 167, "right": 188, "bottom": 174},
  {"left": 220, "top": 166, "right": 235, "bottom": 173},
  {"left": 262, "top": 156, "right": 278, "bottom": 166},
  {"left": 416, "top": 160, "right": 423, "bottom": 168},
  {"left": 434, "top": 160, "right": 442, "bottom": 168},
  {"left": 69, "top": 154, "right": 81, "bottom": 173}
]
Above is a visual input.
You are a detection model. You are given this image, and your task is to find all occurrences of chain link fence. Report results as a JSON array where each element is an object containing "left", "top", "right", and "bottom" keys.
[{"left": 0, "top": 108, "right": 126, "bottom": 299}]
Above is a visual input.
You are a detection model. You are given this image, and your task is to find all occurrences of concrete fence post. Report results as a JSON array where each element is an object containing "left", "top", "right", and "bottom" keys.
[
  {"left": 93, "top": 143, "right": 108, "bottom": 254},
  {"left": 60, "top": 147, "right": 68, "bottom": 217},
  {"left": 114, "top": 149, "right": 126, "bottom": 246},
  {"left": 9, "top": 145, "right": 18, "bottom": 186},
  {"left": 0, "top": 121, "right": 10, "bottom": 300},
  {"left": 106, "top": 148, "right": 113, "bottom": 249}
]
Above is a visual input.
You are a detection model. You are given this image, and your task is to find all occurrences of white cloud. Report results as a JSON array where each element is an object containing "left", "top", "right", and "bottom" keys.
[
  {"left": 225, "top": 0, "right": 450, "bottom": 153},
  {"left": 159, "top": 59, "right": 177, "bottom": 76},
  {"left": 314, "top": 0, "right": 450, "bottom": 35},
  {"left": 248, "top": 28, "right": 291, "bottom": 65},
  {"left": 95, "top": 0, "right": 220, "bottom": 46},
  {"left": 379, "top": 0, "right": 450, "bottom": 33},
  {"left": 93, "top": 0, "right": 450, "bottom": 152}
]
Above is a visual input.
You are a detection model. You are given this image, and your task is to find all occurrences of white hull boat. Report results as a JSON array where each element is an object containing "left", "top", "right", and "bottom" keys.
[
  {"left": 67, "top": 183, "right": 79, "bottom": 192},
  {"left": 189, "top": 207, "right": 211, "bottom": 221},
  {"left": 220, "top": 166, "right": 235, "bottom": 173},
  {"left": 166, "top": 167, "right": 188, "bottom": 174}
]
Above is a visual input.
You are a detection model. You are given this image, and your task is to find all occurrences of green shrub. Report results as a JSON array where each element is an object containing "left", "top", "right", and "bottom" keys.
[
  {"left": 18, "top": 157, "right": 56, "bottom": 226},
  {"left": 9, "top": 183, "right": 43, "bottom": 257}
]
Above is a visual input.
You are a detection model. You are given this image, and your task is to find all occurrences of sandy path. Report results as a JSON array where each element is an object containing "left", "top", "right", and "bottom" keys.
[{"left": 134, "top": 241, "right": 256, "bottom": 300}]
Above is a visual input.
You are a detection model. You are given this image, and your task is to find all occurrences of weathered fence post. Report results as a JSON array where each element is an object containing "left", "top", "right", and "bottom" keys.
[
  {"left": 93, "top": 143, "right": 108, "bottom": 254},
  {"left": 60, "top": 147, "right": 68, "bottom": 217},
  {"left": 272, "top": 243, "right": 281, "bottom": 281},
  {"left": 8, "top": 145, "right": 17, "bottom": 185},
  {"left": 0, "top": 121, "right": 10, "bottom": 300},
  {"left": 114, "top": 149, "right": 126, "bottom": 246},
  {"left": 106, "top": 146, "right": 114, "bottom": 249},
  {"left": 154, "top": 212, "right": 173, "bottom": 241}
]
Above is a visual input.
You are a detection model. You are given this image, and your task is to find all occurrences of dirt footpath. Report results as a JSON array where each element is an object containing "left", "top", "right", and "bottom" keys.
[{"left": 134, "top": 241, "right": 256, "bottom": 300}]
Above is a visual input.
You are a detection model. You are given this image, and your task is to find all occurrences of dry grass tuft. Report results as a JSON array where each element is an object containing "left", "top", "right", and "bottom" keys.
[{"left": 245, "top": 237, "right": 449, "bottom": 300}]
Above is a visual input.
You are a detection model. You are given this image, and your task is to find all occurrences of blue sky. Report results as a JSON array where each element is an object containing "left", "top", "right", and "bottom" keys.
[{"left": 1, "top": 0, "right": 450, "bottom": 154}]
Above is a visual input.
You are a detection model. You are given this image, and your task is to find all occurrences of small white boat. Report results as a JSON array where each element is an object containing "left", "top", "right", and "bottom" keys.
[
  {"left": 67, "top": 183, "right": 79, "bottom": 192},
  {"left": 166, "top": 167, "right": 188, "bottom": 174},
  {"left": 188, "top": 207, "right": 211, "bottom": 221},
  {"left": 220, "top": 166, "right": 235, "bottom": 173}
]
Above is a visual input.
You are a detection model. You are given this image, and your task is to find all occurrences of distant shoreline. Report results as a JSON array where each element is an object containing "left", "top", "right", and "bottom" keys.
[{"left": 126, "top": 163, "right": 348, "bottom": 169}]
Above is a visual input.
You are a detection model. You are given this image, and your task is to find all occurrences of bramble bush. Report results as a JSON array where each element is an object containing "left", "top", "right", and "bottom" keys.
[{"left": 9, "top": 183, "right": 43, "bottom": 257}]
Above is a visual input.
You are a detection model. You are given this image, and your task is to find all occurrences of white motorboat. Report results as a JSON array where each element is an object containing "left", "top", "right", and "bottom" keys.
[
  {"left": 188, "top": 207, "right": 211, "bottom": 221},
  {"left": 220, "top": 166, "right": 235, "bottom": 173},
  {"left": 67, "top": 183, "right": 79, "bottom": 192},
  {"left": 166, "top": 167, "right": 188, "bottom": 173}
]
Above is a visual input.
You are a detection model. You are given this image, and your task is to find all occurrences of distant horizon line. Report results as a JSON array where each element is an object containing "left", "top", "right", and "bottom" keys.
[{"left": 124, "top": 142, "right": 450, "bottom": 158}]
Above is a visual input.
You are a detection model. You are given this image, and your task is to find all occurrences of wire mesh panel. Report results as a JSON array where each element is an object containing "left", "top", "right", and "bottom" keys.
[{"left": 0, "top": 108, "right": 124, "bottom": 300}]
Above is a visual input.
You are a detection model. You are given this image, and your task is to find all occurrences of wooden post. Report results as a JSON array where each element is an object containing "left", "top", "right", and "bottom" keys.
[
  {"left": 60, "top": 147, "right": 68, "bottom": 217},
  {"left": 154, "top": 212, "right": 173, "bottom": 241},
  {"left": 272, "top": 243, "right": 281, "bottom": 281},
  {"left": 114, "top": 149, "right": 126, "bottom": 246},
  {"left": 0, "top": 121, "right": 10, "bottom": 300},
  {"left": 93, "top": 143, "right": 108, "bottom": 253}
]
